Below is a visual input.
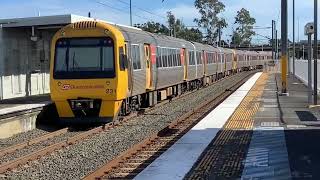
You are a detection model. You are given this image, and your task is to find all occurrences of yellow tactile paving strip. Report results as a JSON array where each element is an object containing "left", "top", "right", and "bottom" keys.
[{"left": 185, "top": 73, "right": 269, "bottom": 180}]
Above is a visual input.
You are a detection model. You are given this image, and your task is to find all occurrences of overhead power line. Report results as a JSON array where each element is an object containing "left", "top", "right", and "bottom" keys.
[
  {"left": 116, "top": 0, "right": 166, "bottom": 19},
  {"left": 94, "top": 0, "right": 153, "bottom": 22},
  {"left": 255, "top": 32, "right": 271, "bottom": 40}
]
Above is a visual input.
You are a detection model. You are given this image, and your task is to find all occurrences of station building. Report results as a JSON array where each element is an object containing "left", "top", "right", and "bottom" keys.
[{"left": 0, "top": 14, "right": 95, "bottom": 100}]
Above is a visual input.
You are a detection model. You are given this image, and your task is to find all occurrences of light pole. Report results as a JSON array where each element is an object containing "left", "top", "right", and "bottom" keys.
[
  {"left": 305, "top": 22, "right": 314, "bottom": 104},
  {"left": 272, "top": 20, "right": 275, "bottom": 62},
  {"left": 276, "top": 30, "right": 278, "bottom": 60},
  {"left": 130, "top": 0, "right": 133, "bottom": 26},
  {"left": 293, "top": 0, "right": 296, "bottom": 76},
  {"left": 281, "top": 0, "right": 288, "bottom": 95},
  {"left": 314, "top": 0, "right": 318, "bottom": 105}
]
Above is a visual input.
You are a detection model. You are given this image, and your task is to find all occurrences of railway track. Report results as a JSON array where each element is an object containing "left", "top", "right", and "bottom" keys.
[
  {"left": 83, "top": 71, "right": 255, "bottom": 180},
  {"left": 0, "top": 119, "right": 132, "bottom": 174},
  {"left": 0, "top": 70, "right": 258, "bottom": 177}
]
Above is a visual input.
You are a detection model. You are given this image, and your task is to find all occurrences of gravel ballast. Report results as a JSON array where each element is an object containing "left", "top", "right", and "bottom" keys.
[
  {"left": 0, "top": 129, "right": 48, "bottom": 150},
  {"left": 3, "top": 72, "right": 255, "bottom": 180},
  {"left": 0, "top": 131, "right": 79, "bottom": 165}
]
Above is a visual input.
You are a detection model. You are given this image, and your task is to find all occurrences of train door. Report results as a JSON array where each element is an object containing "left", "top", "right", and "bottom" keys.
[
  {"left": 224, "top": 54, "right": 227, "bottom": 74},
  {"left": 144, "top": 44, "right": 152, "bottom": 90},
  {"left": 125, "top": 42, "right": 132, "bottom": 93},
  {"left": 181, "top": 48, "right": 187, "bottom": 80},
  {"left": 203, "top": 51, "right": 207, "bottom": 75},
  {"left": 232, "top": 50, "right": 237, "bottom": 71}
]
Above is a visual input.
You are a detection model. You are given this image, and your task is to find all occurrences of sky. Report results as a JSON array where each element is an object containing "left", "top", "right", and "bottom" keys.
[{"left": 0, "top": 0, "right": 318, "bottom": 45}]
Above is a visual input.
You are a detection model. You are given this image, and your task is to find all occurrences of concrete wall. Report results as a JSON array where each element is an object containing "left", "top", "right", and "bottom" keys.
[
  {"left": 0, "top": 27, "right": 57, "bottom": 100},
  {"left": 289, "top": 58, "right": 320, "bottom": 91},
  {"left": 0, "top": 27, "right": 4, "bottom": 99}
]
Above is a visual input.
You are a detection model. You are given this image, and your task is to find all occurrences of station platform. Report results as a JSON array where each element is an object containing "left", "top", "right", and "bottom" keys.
[
  {"left": 0, "top": 94, "right": 51, "bottom": 118},
  {"left": 135, "top": 70, "right": 320, "bottom": 180},
  {"left": 0, "top": 94, "right": 51, "bottom": 139}
]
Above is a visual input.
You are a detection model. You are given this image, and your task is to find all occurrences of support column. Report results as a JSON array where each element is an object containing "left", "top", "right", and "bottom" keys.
[
  {"left": 314, "top": 0, "right": 318, "bottom": 105},
  {"left": 281, "top": 0, "right": 288, "bottom": 94},
  {"left": 308, "top": 34, "right": 313, "bottom": 103},
  {"left": 272, "top": 20, "right": 275, "bottom": 61},
  {"left": 293, "top": 0, "right": 296, "bottom": 76}
]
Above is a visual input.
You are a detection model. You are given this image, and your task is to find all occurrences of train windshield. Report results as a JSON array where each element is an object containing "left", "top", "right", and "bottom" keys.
[{"left": 54, "top": 37, "right": 115, "bottom": 79}]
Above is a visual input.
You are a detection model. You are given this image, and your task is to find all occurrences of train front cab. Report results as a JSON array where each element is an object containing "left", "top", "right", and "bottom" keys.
[{"left": 50, "top": 21, "right": 129, "bottom": 123}]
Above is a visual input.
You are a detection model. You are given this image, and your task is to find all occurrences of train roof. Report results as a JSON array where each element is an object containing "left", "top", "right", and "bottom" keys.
[{"left": 116, "top": 25, "right": 195, "bottom": 50}]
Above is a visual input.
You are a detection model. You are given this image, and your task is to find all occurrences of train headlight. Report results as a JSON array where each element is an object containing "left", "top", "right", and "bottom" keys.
[
  {"left": 70, "top": 100, "right": 94, "bottom": 110},
  {"left": 76, "top": 102, "right": 83, "bottom": 108}
]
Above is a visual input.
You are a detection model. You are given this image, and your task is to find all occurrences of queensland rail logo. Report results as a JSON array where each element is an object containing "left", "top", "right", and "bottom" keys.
[
  {"left": 61, "top": 84, "right": 71, "bottom": 90},
  {"left": 58, "top": 82, "right": 104, "bottom": 91}
]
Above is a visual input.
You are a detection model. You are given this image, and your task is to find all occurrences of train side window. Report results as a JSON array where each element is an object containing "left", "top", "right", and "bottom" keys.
[
  {"left": 176, "top": 50, "right": 178, "bottom": 66},
  {"left": 165, "top": 48, "right": 170, "bottom": 67},
  {"left": 168, "top": 49, "right": 172, "bottom": 67},
  {"left": 211, "top": 53, "right": 214, "bottom": 64},
  {"left": 168, "top": 49, "right": 171, "bottom": 67},
  {"left": 170, "top": 49, "right": 174, "bottom": 67},
  {"left": 164, "top": 48, "right": 169, "bottom": 67},
  {"left": 192, "top": 52, "right": 196, "bottom": 65},
  {"left": 145, "top": 46, "right": 149, "bottom": 57},
  {"left": 196, "top": 52, "right": 199, "bottom": 64},
  {"left": 156, "top": 47, "right": 162, "bottom": 68},
  {"left": 173, "top": 49, "right": 177, "bottom": 66},
  {"left": 119, "top": 47, "right": 128, "bottom": 71},
  {"left": 172, "top": 49, "right": 175, "bottom": 67},
  {"left": 131, "top": 45, "right": 141, "bottom": 70},
  {"left": 172, "top": 49, "right": 178, "bottom": 67},
  {"left": 161, "top": 48, "right": 167, "bottom": 67},
  {"left": 189, "top": 51, "right": 195, "bottom": 65},
  {"left": 171, "top": 49, "right": 174, "bottom": 67},
  {"left": 173, "top": 49, "right": 176, "bottom": 66},
  {"left": 192, "top": 52, "right": 194, "bottom": 65},
  {"left": 196, "top": 52, "right": 202, "bottom": 65},
  {"left": 177, "top": 49, "right": 180, "bottom": 66}
]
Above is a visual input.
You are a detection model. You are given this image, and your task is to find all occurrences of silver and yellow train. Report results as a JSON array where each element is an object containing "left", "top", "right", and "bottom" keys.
[{"left": 50, "top": 21, "right": 271, "bottom": 123}]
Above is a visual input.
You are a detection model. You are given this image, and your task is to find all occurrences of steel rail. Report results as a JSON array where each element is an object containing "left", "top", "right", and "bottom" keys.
[{"left": 83, "top": 72, "right": 256, "bottom": 180}]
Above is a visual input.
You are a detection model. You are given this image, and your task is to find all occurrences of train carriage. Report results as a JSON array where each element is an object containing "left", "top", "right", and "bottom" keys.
[
  {"left": 203, "top": 45, "right": 219, "bottom": 81},
  {"left": 192, "top": 42, "right": 219, "bottom": 84},
  {"left": 223, "top": 48, "right": 234, "bottom": 75},
  {"left": 50, "top": 20, "right": 269, "bottom": 123},
  {"left": 191, "top": 42, "right": 205, "bottom": 81},
  {"left": 216, "top": 47, "right": 226, "bottom": 78},
  {"left": 235, "top": 50, "right": 247, "bottom": 71}
]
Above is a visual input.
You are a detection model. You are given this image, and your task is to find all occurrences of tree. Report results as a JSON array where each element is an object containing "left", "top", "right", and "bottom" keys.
[
  {"left": 167, "top": 11, "right": 176, "bottom": 36},
  {"left": 231, "top": 8, "right": 256, "bottom": 46},
  {"left": 134, "top": 22, "right": 169, "bottom": 35},
  {"left": 166, "top": 11, "right": 203, "bottom": 42},
  {"left": 135, "top": 12, "right": 203, "bottom": 43},
  {"left": 180, "top": 28, "right": 203, "bottom": 43},
  {"left": 194, "top": 0, "right": 227, "bottom": 44}
]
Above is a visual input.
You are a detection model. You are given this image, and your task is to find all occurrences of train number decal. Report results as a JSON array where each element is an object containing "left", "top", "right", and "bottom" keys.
[{"left": 106, "top": 89, "right": 116, "bottom": 94}]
